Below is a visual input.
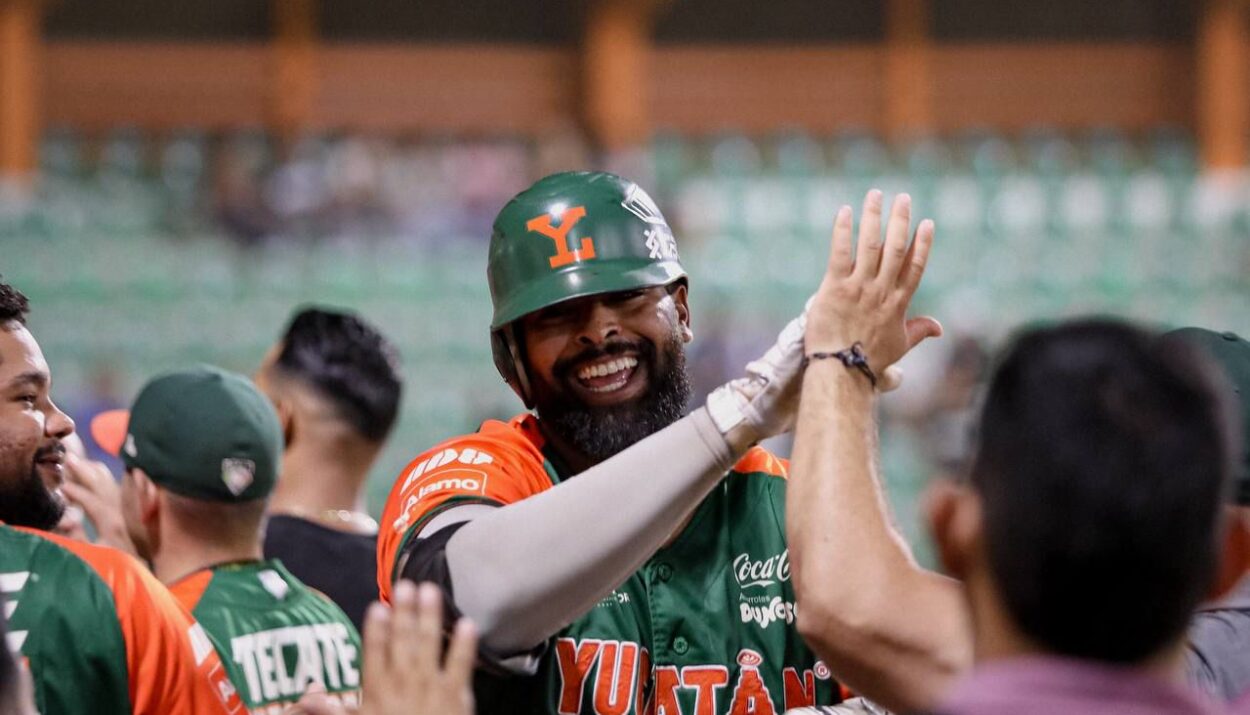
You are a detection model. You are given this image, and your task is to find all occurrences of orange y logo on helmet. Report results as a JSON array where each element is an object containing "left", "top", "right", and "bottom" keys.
[{"left": 526, "top": 206, "right": 597, "bottom": 269}]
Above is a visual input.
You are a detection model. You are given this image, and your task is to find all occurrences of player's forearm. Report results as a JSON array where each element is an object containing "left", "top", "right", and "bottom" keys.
[
  {"left": 445, "top": 406, "right": 744, "bottom": 656},
  {"left": 789, "top": 364, "right": 910, "bottom": 617},
  {"left": 788, "top": 362, "right": 969, "bottom": 711}
]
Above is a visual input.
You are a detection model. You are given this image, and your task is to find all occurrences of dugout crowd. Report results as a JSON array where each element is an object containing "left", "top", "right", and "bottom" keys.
[{"left": 0, "top": 174, "right": 1247, "bottom": 715}]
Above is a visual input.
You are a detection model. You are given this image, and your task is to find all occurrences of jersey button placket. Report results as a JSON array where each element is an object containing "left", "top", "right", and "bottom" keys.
[
  {"left": 672, "top": 636, "right": 689, "bottom": 655},
  {"left": 656, "top": 562, "right": 673, "bottom": 582}
]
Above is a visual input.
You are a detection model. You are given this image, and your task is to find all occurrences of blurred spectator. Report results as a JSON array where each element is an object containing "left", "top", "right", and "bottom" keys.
[
  {"left": 1172, "top": 329, "right": 1250, "bottom": 702},
  {"left": 256, "top": 307, "right": 403, "bottom": 632},
  {"left": 213, "top": 147, "right": 276, "bottom": 248},
  {"left": 907, "top": 335, "right": 989, "bottom": 476}
]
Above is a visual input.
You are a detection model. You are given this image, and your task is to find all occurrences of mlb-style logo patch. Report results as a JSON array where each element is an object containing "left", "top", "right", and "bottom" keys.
[{"left": 221, "top": 458, "right": 256, "bottom": 496}]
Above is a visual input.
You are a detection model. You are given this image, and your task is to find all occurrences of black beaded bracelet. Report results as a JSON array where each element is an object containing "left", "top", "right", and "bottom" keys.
[{"left": 802, "top": 342, "right": 878, "bottom": 388}]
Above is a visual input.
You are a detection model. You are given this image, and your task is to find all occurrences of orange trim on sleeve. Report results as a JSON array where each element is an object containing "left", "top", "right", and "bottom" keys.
[
  {"left": 376, "top": 414, "right": 553, "bottom": 602},
  {"left": 18, "top": 529, "right": 242, "bottom": 714},
  {"left": 733, "top": 446, "right": 789, "bottom": 479}
]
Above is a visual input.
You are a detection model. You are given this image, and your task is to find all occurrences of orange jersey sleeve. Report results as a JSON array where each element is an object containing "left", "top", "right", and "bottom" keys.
[
  {"left": 733, "top": 446, "right": 789, "bottom": 478},
  {"left": 377, "top": 415, "right": 554, "bottom": 602},
  {"left": 26, "top": 530, "right": 243, "bottom": 715}
]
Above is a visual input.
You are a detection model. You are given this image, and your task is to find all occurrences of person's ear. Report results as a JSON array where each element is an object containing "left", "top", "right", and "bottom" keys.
[
  {"left": 925, "top": 478, "right": 982, "bottom": 582},
  {"left": 132, "top": 468, "right": 161, "bottom": 525},
  {"left": 670, "top": 283, "right": 693, "bottom": 342},
  {"left": 273, "top": 396, "right": 296, "bottom": 447},
  {"left": 253, "top": 363, "right": 295, "bottom": 447},
  {"left": 1211, "top": 505, "right": 1250, "bottom": 601}
]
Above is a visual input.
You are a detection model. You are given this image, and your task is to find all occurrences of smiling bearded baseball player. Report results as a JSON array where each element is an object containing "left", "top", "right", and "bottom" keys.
[{"left": 377, "top": 172, "right": 922, "bottom": 714}]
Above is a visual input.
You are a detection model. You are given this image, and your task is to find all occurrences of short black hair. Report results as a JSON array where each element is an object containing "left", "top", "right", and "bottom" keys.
[
  {"left": 273, "top": 307, "right": 402, "bottom": 442},
  {"left": 971, "top": 319, "right": 1236, "bottom": 664},
  {"left": 0, "top": 279, "right": 30, "bottom": 326}
]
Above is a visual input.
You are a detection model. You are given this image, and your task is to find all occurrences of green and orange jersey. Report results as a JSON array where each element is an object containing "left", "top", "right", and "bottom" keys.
[
  {"left": 170, "top": 559, "right": 363, "bottom": 715},
  {"left": 0, "top": 524, "right": 242, "bottom": 715},
  {"left": 378, "top": 413, "right": 848, "bottom": 715}
]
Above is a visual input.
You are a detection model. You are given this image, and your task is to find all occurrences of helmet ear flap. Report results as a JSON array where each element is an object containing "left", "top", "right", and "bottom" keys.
[{"left": 491, "top": 325, "right": 534, "bottom": 409}]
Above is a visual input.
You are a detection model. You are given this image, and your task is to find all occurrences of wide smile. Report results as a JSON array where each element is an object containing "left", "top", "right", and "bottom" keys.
[
  {"left": 35, "top": 454, "right": 65, "bottom": 486},
  {"left": 570, "top": 354, "right": 647, "bottom": 404}
]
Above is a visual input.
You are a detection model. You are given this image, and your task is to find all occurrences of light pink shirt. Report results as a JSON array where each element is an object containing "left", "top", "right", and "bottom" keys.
[{"left": 938, "top": 656, "right": 1227, "bottom": 715}]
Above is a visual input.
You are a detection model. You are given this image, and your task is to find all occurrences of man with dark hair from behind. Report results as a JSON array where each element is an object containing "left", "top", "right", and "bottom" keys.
[
  {"left": 922, "top": 321, "right": 1237, "bottom": 714},
  {"left": 256, "top": 307, "right": 403, "bottom": 630}
]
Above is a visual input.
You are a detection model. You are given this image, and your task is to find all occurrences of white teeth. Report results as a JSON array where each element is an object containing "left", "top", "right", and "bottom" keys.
[{"left": 577, "top": 356, "right": 638, "bottom": 383}]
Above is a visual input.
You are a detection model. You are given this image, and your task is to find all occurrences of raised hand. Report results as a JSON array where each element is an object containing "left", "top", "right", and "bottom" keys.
[
  {"left": 806, "top": 190, "right": 942, "bottom": 376},
  {"left": 61, "top": 453, "right": 137, "bottom": 555}
]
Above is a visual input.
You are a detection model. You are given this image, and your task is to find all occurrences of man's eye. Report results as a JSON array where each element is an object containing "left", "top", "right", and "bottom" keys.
[
  {"left": 612, "top": 290, "right": 648, "bottom": 304},
  {"left": 17, "top": 395, "right": 36, "bottom": 406},
  {"left": 534, "top": 310, "right": 573, "bottom": 325}
]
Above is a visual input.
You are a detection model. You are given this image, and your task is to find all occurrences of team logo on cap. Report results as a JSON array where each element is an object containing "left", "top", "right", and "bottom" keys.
[
  {"left": 527, "top": 206, "right": 597, "bottom": 269},
  {"left": 221, "top": 458, "right": 256, "bottom": 496}
]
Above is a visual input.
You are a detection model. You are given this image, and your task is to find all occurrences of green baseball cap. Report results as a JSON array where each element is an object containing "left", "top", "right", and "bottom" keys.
[
  {"left": 91, "top": 365, "right": 282, "bottom": 502},
  {"left": 1166, "top": 328, "right": 1250, "bottom": 504}
]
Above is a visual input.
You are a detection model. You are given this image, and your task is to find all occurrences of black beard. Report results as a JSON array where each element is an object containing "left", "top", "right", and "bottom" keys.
[
  {"left": 0, "top": 462, "right": 65, "bottom": 531},
  {"left": 536, "top": 333, "right": 692, "bottom": 463}
]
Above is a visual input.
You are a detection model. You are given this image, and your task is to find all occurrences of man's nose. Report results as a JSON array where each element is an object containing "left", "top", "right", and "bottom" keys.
[
  {"left": 45, "top": 401, "right": 75, "bottom": 439},
  {"left": 575, "top": 300, "right": 622, "bottom": 346}
]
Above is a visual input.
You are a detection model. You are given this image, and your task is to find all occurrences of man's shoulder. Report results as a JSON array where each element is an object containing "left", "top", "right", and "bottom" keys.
[
  {"left": 4, "top": 525, "right": 145, "bottom": 594},
  {"left": 402, "top": 413, "right": 546, "bottom": 478},
  {"left": 385, "top": 413, "right": 551, "bottom": 513},
  {"left": 199, "top": 561, "right": 358, "bottom": 628},
  {"left": 0, "top": 526, "right": 122, "bottom": 627}
]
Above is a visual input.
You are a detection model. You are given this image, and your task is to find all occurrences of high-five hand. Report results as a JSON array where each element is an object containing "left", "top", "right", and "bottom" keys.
[{"left": 806, "top": 190, "right": 942, "bottom": 375}]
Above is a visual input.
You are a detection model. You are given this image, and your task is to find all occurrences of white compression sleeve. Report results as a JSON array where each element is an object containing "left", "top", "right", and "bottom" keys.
[{"left": 441, "top": 406, "right": 740, "bottom": 656}]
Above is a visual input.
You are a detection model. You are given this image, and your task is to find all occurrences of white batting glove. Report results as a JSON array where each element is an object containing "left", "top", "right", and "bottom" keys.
[
  {"left": 705, "top": 309, "right": 808, "bottom": 441},
  {"left": 704, "top": 302, "right": 906, "bottom": 442}
]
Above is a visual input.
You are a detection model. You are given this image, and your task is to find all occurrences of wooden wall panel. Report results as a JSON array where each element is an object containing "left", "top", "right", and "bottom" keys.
[
  {"left": 650, "top": 46, "right": 884, "bottom": 134},
  {"left": 931, "top": 44, "right": 1193, "bottom": 131},
  {"left": 313, "top": 44, "right": 578, "bottom": 133},
  {"left": 37, "top": 42, "right": 1197, "bottom": 135},
  {"left": 42, "top": 42, "right": 269, "bottom": 130}
]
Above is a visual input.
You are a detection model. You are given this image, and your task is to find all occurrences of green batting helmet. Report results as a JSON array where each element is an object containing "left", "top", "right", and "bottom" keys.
[{"left": 487, "top": 171, "right": 687, "bottom": 407}]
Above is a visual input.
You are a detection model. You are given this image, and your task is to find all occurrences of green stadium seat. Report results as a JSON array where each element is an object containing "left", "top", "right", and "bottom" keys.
[
  {"left": 830, "top": 131, "right": 890, "bottom": 178},
  {"left": 98, "top": 127, "right": 147, "bottom": 181},
  {"left": 708, "top": 134, "right": 762, "bottom": 178},
  {"left": 39, "top": 128, "right": 85, "bottom": 180},
  {"left": 773, "top": 131, "right": 825, "bottom": 177}
]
